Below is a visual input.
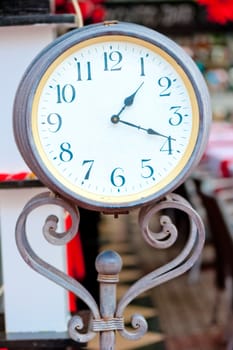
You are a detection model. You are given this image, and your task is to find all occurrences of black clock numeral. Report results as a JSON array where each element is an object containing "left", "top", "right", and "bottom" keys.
[
  {"left": 141, "top": 159, "right": 154, "bottom": 178},
  {"left": 140, "top": 57, "right": 146, "bottom": 76},
  {"left": 169, "top": 106, "right": 183, "bottom": 126},
  {"left": 160, "top": 136, "right": 173, "bottom": 155},
  {"left": 104, "top": 51, "right": 122, "bottom": 71},
  {"left": 75, "top": 59, "right": 92, "bottom": 81},
  {"left": 111, "top": 167, "right": 125, "bottom": 187},
  {"left": 59, "top": 142, "right": 73, "bottom": 162},
  {"left": 82, "top": 160, "right": 94, "bottom": 180},
  {"left": 56, "top": 84, "right": 76, "bottom": 103},
  {"left": 158, "top": 76, "right": 172, "bottom": 96},
  {"left": 47, "top": 113, "right": 62, "bottom": 132}
]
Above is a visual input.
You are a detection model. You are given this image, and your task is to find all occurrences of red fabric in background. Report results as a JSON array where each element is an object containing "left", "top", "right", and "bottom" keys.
[
  {"left": 197, "top": 0, "right": 233, "bottom": 24},
  {"left": 220, "top": 158, "right": 233, "bottom": 178},
  {"left": 55, "top": 0, "right": 106, "bottom": 23},
  {"left": 65, "top": 214, "right": 86, "bottom": 313},
  {"left": 0, "top": 172, "right": 35, "bottom": 181}
]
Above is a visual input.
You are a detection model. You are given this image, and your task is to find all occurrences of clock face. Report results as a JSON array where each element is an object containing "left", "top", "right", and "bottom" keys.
[{"left": 14, "top": 22, "right": 211, "bottom": 212}]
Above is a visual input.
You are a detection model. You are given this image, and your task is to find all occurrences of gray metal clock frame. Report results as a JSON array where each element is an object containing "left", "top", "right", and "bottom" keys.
[{"left": 13, "top": 21, "right": 211, "bottom": 213}]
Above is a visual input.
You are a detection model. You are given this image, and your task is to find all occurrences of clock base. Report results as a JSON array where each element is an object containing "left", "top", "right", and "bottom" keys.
[{"left": 14, "top": 191, "right": 205, "bottom": 349}]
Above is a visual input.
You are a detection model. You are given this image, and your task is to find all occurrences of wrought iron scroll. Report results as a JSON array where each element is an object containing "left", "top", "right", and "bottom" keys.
[
  {"left": 15, "top": 191, "right": 205, "bottom": 349},
  {"left": 116, "top": 192, "right": 205, "bottom": 341},
  {"left": 15, "top": 191, "right": 99, "bottom": 343}
]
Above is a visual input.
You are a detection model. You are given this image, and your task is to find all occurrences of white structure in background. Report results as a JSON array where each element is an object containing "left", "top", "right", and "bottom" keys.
[{"left": 0, "top": 22, "right": 75, "bottom": 334}]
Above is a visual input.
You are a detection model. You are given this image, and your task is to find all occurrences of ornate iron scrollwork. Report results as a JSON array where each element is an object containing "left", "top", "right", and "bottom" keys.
[{"left": 15, "top": 191, "right": 205, "bottom": 349}]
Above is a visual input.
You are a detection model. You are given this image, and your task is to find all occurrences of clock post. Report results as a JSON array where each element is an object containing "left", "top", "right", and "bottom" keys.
[{"left": 13, "top": 21, "right": 211, "bottom": 349}]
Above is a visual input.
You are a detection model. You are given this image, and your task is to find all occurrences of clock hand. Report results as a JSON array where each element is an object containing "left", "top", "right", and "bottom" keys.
[
  {"left": 112, "top": 82, "right": 144, "bottom": 118},
  {"left": 123, "top": 81, "right": 144, "bottom": 107},
  {"left": 111, "top": 116, "right": 176, "bottom": 140}
]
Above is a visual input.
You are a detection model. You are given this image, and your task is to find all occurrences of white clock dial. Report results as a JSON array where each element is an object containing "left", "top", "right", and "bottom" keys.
[{"left": 14, "top": 22, "right": 211, "bottom": 212}]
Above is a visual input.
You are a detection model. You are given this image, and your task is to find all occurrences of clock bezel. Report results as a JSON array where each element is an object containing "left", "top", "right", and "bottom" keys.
[{"left": 13, "top": 21, "right": 211, "bottom": 212}]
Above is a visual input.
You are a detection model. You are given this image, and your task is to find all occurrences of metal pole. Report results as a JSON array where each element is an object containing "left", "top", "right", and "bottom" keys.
[{"left": 95, "top": 250, "right": 122, "bottom": 350}]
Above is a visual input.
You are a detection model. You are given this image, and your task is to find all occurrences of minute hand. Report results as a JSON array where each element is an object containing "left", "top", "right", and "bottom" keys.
[{"left": 119, "top": 119, "right": 176, "bottom": 140}]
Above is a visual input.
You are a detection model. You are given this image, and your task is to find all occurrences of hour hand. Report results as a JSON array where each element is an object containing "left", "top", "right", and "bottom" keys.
[
  {"left": 112, "top": 82, "right": 144, "bottom": 118},
  {"left": 123, "top": 82, "right": 144, "bottom": 107}
]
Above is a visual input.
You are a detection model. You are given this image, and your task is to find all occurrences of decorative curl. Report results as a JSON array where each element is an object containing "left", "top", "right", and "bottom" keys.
[
  {"left": 68, "top": 314, "right": 96, "bottom": 343},
  {"left": 118, "top": 313, "right": 148, "bottom": 340},
  {"left": 139, "top": 202, "right": 178, "bottom": 248},
  {"left": 15, "top": 191, "right": 100, "bottom": 343},
  {"left": 116, "top": 193, "right": 205, "bottom": 332},
  {"left": 41, "top": 193, "right": 80, "bottom": 245}
]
